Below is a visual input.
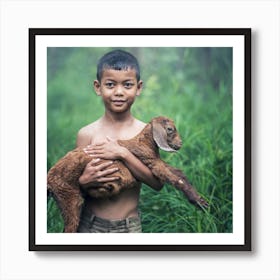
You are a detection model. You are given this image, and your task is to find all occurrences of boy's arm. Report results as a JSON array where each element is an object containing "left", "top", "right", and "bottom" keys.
[
  {"left": 84, "top": 138, "right": 163, "bottom": 191},
  {"left": 120, "top": 148, "right": 163, "bottom": 190},
  {"left": 76, "top": 129, "right": 120, "bottom": 188}
]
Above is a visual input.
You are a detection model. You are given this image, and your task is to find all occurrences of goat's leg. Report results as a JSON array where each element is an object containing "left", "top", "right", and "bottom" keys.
[
  {"left": 150, "top": 160, "right": 208, "bottom": 208},
  {"left": 49, "top": 182, "right": 84, "bottom": 233}
]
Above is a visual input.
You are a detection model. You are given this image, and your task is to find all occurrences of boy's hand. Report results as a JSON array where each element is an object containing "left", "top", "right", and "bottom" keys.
[
  {"left": 78, "top": 158, "right": 119, "bottom": 189},
  {"left": 83, "top": 137, "right": 128, "bottom": 160}
]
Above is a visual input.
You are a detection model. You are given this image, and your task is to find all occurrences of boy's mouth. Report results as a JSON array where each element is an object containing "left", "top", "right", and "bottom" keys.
[{"left": 112, "top": 99, "right": 126, "bottom": 105}]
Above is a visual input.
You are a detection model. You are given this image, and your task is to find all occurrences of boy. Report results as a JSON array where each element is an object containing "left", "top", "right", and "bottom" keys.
[{"left": 76, "top": 50, "right": 163, "bottom": 233}]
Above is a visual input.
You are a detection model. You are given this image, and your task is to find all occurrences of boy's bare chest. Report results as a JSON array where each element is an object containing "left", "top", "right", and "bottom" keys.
[{"left": 90, "top": 126, "right": 140, "bottom": 144}]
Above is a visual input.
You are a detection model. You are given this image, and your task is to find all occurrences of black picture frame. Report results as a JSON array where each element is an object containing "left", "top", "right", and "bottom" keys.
[{"left": 29, "top": 28, "right": 251, "bottom": 251}]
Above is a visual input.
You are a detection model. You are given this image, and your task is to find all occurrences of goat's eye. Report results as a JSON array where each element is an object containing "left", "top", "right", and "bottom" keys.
[{"left": 166, "top": 126, "right": 174, "bottom": 134}]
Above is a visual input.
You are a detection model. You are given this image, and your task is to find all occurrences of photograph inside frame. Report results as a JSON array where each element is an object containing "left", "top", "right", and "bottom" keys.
[{"left": 29, "top": 28, "right": 251, "bottom": 251}]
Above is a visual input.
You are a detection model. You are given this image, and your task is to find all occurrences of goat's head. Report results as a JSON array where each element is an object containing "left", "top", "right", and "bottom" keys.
[{"left": 151, "top": 116, "right": 182, "bottom": 152}]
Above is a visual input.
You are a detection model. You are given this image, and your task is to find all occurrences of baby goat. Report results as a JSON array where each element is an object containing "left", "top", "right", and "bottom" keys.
[{"left": 47, "top": 116, "right": 208, "bottom": 232}]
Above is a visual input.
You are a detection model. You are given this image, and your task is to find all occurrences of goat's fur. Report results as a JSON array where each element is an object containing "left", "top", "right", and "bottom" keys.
[{"left": 47, "top": 116, "right": 208, "bottom": 233}]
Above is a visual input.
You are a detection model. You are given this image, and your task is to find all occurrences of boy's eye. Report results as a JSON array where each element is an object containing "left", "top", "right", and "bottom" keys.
[
  {"left": 105, "top": 82, "right": 115, "bottom": 88},
  {"left": 124, "top": 82, "right": 134, "bottom": 89}
]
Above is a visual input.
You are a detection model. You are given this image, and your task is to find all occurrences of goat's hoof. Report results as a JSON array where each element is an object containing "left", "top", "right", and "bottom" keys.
[{"left": 197, "top": 197, "right": 209, "bottom": 209}]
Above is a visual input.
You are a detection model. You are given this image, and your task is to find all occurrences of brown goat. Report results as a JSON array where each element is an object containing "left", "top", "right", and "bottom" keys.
[{"left": 47, "top": 116, "right": 208, "bottom": 233}]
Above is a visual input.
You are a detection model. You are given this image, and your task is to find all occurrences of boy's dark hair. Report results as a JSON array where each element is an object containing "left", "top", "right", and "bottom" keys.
[{"left": 97, "top": 50, "right": 141, "bottom": 82}]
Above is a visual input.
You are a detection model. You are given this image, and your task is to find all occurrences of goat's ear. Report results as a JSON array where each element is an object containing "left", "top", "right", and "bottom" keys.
[{"left": 152, "top": 121, "right": 176, "bottom": 152}]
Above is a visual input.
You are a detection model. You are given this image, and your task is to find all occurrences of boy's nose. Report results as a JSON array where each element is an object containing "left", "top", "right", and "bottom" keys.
[{"left": 115, "top": 85, "right": 123, "bottom": 95}]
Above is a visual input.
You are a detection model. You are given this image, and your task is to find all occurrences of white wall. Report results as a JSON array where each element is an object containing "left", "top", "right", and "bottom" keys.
[{"left": 1, "top": 0, "right": 279, "bottom": 279}]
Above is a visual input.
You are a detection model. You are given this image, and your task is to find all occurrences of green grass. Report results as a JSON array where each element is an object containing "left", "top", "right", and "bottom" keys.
[{"left": 47, "top": 47, "right": 232, "bottom": 233}]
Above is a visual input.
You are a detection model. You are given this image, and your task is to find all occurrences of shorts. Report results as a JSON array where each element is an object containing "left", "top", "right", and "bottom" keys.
[{"left": 77, "top": 209, "right": 142, "bottom": 233}]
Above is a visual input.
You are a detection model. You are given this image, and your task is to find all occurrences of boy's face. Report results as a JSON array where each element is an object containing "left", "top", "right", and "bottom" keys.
[{"left": 94, "top": 68, "right": 143, "bottom": 114}]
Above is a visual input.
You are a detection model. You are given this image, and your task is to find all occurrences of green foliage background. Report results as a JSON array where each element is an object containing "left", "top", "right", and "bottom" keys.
[{"left": 47, "top": 47, "right": 232, "bottom": 233}]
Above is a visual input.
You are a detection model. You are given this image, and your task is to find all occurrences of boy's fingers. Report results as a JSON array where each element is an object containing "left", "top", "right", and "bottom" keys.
[
  {"left": 96, "top": 176, "right": 120, "bottom": 183},
  {"left": 100, "top": 167, "right": 119, "bottom": 176},
  {"left": 86, "top": 142, "right": 105, "bottom": 148},
  {"left": 83, "top": 144, "right": 104, "bottom": 153},
  {"left": 84, "top": 147, "right": 104, "bottom": 156},
  {"left": 89, "top": 158, "right": 100, "bottom": 164},
  {"left": 92, "top": 160, "right": 115, "bottom": 170}
]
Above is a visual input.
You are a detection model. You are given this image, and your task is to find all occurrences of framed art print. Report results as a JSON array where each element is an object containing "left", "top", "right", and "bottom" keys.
[{"left": 29, "top": 28, "right": 251, "bottom": 251}]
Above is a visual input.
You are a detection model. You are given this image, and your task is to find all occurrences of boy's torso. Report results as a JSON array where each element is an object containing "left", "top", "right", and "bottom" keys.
[
  {"left": 88, "top": 117, "right": 146, "bottom": 144},
  {"left": 81, "top": 117, "right": 146, "bottom": 220}
]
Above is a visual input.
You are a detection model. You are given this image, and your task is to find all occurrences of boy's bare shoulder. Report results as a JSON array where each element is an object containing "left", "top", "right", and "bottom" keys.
[
  {"left": 134, "top": 119, "right": 147, "bottom": 130},
  {"left": 124, "top": 118, "right": 147, "bottom": 139},
  {"left": 76, "top": 120, "right": 101, "bottom": 147}
]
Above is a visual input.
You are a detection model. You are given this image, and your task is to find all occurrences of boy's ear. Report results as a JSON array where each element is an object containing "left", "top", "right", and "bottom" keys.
[
  {"left": 93, "top": 80, "right": 101, "bottom": 96},
  {"left": 136, "top": 80, "right": 143, "bottom": 96}
]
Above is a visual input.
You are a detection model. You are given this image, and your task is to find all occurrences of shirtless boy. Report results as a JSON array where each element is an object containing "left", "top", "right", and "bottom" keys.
[{"left": 76, "top": 50, "right": 162, "bottom": 233}]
